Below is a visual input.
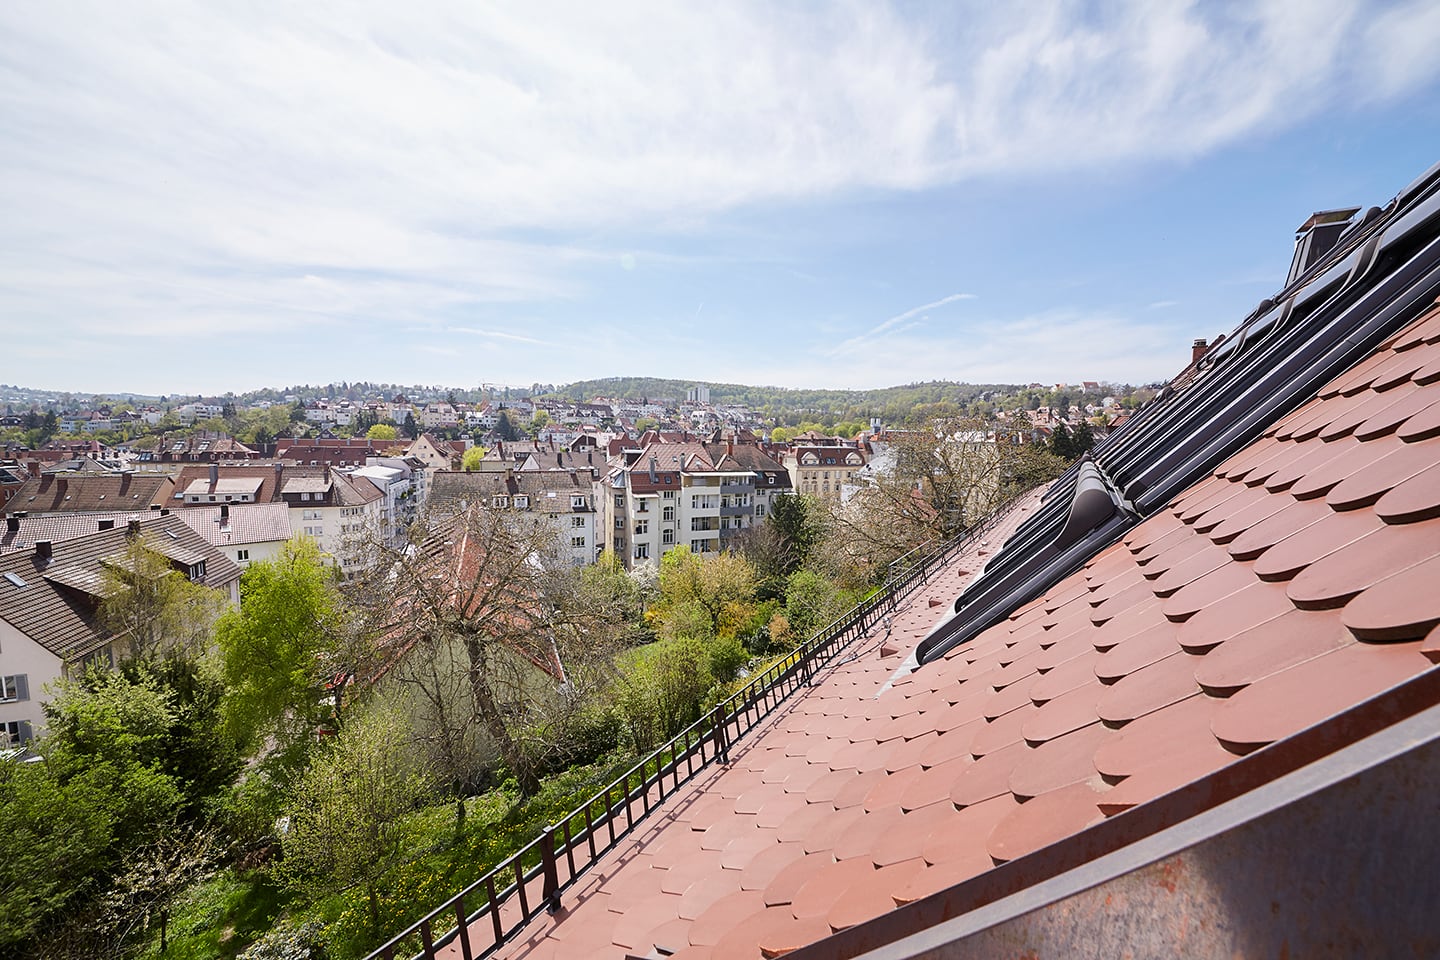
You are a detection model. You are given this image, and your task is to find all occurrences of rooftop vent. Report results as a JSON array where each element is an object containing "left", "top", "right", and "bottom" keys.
[{"left": 34, "top": 540, "right": 51, "bottom": 560}]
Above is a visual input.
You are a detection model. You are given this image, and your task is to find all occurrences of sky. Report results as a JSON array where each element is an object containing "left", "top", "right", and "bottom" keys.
[{"left": 3, "top": 1, "right": 1440, "bottom": 397}]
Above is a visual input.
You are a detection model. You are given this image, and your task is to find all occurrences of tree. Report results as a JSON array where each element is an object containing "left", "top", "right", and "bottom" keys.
[
  {"left": 1050, "top": 423, "right": 1075, "bottom": 460},
  {"left": 98, "top": 538, "right": 226, "bottom": 662},
  {"left": 1072, "top": 418, "right": 1096, "bottom": 456},
  {"left": 528, "top": 410, "right": 550, "bottom": 435},
  {"left": 402, "top": 411, "right": 419, "bottom": 439},
  {"left": 495, "top": 410, "right": 519, "bottom": 442},
  {"left": 366, "top": 423, "right": 398, "bottom": 441},
  {"left": 652, "top": 546, "right": 758, "bottom": 642},
  {"left": 372, "top": 506, "right": 621, "bottom": 796},
  {"left": 215, "top": 539, "right": 349, "bottom": 767},
  {"left": 278, "top": 702, "right": 429, "bottom": 939},
  {"left": 460, "top": 445, "right": 484, "bottom": 472},
  {"left": 765, "top": 494, "right": 823, "bottom": 579},
  {"left": 828, "top": 418, "right": 1065, "bottom": 574}
]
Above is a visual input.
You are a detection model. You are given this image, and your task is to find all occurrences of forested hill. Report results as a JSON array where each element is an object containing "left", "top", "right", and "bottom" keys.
[{"left": 547, "top": 377, "right": 1046, "bottom": 424}]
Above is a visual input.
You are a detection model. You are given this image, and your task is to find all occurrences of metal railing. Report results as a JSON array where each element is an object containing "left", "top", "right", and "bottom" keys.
[{"left": 366, "top": 508, "right": 1007, "bottom": 960}]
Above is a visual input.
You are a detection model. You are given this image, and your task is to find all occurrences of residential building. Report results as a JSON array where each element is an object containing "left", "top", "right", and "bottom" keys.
[
  {"left": 605, "top": 441, "right": 790, "bottom": 569},
  {"left": 428, "top": 469, "right": 599, "bottom": 566},
  {"left": 0, "top": 516, "right": 241, "bottom": 744},
  {"left": 172, "top": 502, "right": 292, "bottom": 568},
  {"left": 168, "top": 463, "right": 384, "bottom": 577},
  {"left": 784, "top": 443, "right": 868, "bottom": 501}
]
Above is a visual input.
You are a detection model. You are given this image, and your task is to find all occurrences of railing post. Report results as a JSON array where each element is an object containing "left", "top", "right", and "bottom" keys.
[
  {"left": 541, "top": 825, "right": 562, "bottom": 914},
  {"left": 711, "top": 704, "right": 730, "bottom": 763}
]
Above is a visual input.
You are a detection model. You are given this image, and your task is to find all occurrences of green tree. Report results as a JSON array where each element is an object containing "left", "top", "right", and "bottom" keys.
[
  {"left": 529, "top": 409, "right": 550, "bottom": 435},
  {"left": 366, "top": 423, "right": 398, "bottom": 442},
  {"left": 98, "top": 538, "right": 226, "bottom": 662},
  {"left": 278, "top": 702, "right": 430, "bottom": 939},
  {"left": 1072, "top": 418, "right": 1096, "bottom": 456},
  {"left": 495, "top": 410, "right": 519, "bottom": 441},
  {"left": 461, "top": 445, "right": 484, "bottom": 472},
  {"left": 1050, "top": 423, "right": 1076, "bottom": 460},
  {"left": 215, "top": 539, "right": 348, "bottom": 766},
  {"left": 402, "top": 411, "right": 419, "bottom": 439},
  {"left": 652, "top": 546, "right": 758, "bottom": 641}
]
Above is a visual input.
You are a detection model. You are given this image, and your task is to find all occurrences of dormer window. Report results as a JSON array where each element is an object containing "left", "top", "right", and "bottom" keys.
[
  {"left": 572, "top": 496, "right": 586, "bottom": 508},
  {"left": 514, "top": 496, "right": 529, "bottom": 509},
  {"left": 494, "top": 496, "right": 508, "bottom": 508}
]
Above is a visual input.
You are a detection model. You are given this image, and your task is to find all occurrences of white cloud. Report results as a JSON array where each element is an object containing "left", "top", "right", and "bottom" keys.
[
  {"left": 831, "top": 293, "right": 976, "bottom": 356},
  {"left": 1, "top": 1, "right": 1436, "bottom": 387}
]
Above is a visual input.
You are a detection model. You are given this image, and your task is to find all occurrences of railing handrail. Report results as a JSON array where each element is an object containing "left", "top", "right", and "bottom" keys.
[{"left": 365, "top": 504, "right": 1010, "bottom": 960}]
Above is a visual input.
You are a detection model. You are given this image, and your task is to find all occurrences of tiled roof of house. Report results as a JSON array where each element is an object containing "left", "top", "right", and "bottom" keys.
[
  {"left": 172, "top": 502, "right": 293, "bottom": 548},
  {"left": 479, "top": 168, "right": 1440, "bottom": 958},
  {"left": 0, "top": 515, "right": 242, "bottom": 660},
  {"left": 4, "top": 473, "right": 176, "bottom": 514},
  {"left": 0, "top": 511, "right": 151, "bottom": 554}
]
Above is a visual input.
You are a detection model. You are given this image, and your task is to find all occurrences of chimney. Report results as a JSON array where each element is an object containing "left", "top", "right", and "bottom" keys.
[
  {"left": 4, "top": 516, "right": 17, "bottom": 533},
  {"left": 1192, "top": 339, "right": 1208, "bottom": 365},
  {"left": 648, "top": 457, "right": 658, "bottom": 483},
  {"left": 557, "top": 452, "right": 563, "bottom": 468},
  {"left": 209, "top": 462, "right": 219, "bottom": 486},
  {"left": 26, "top": 460, "right": 39, "bottom": 478},
  {"left": 35, "top": 540, "right": 52, "bottom": 560}
]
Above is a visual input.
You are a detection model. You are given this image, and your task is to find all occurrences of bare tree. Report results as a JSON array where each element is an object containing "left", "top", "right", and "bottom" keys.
[
  {"left": 827, "top": 418, "right": 1065, "bottom": 574},
  {"left": 365, "top": 504, "right": 624, "bottom": 797}
]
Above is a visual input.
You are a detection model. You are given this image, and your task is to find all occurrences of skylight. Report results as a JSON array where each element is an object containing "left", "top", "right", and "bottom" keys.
[{"left": 3, "top": 572, "right": 27, "bottom": 588}]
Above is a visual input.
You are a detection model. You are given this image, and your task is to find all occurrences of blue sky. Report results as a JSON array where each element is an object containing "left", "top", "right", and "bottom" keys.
[{"left": 3, "top": 1, "right": 1440, "bottom": 396}]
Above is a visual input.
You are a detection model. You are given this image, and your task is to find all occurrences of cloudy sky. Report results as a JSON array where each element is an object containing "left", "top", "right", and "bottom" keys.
[{"left": 4, "top": 1, "right": 1440, "bottom": 396}]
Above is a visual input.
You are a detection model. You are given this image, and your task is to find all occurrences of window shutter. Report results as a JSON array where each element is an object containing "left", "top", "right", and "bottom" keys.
[
  {"left": 18, "top": 720, "right": 32, "bottom": 744},
  {"left": 14, "top": 675, "right": 27, "bottom": 701}
]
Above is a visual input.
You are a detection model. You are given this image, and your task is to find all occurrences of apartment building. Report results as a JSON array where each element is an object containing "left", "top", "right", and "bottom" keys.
[
  {"left": 604, "top": 441, "right": 790, "bottom": 570},
  {"left": 428, "top": 469, "right": 599, "bottom": 566}
]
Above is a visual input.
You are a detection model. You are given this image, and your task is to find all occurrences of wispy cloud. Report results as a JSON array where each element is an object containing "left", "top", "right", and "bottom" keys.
[
  {"left": 831, "top": 293, "right": 976, "bottom": 355},
  {"left": 447, "top": 327, "right": 544, "bottom": 345}
]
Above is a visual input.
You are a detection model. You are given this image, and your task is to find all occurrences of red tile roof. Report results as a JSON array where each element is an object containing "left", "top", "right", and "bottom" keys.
[{"left": 482, "top": 301, "right": 1440, "bottom": 959}]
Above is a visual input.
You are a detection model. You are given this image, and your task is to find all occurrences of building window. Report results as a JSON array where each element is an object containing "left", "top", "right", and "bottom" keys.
[
  {"left": 662, "top": 490, "right": 675, "bottom": 499},
  {"left": 572, "top": 496, "right": 586, "bottom": 508},
  {"left": 572, "top": 516, "right": 585, "bottom": 528},
  {"left": 237, "top": 549, "right": 250, "bottom": 562},
  {"left": 662, "top": 506, "right": 675, "bottom": 521},
  {"left": 614, "top": 517, "right": 624, "bottom": 529},
  {"left": 515, "top": 496, "right": 529, "bottom": 509},
  {"left": 615, "top": 493, "right": 625, "bottom": 507},
  {"left": 755, "top": 503, "right": 766, "bottom": 517},
  {"left": 494, "top": 496, "right": 508, "bottom": 508},
  {"left": 690, "top": 539, "right": 709, "bottom": 552},
  {"left": 0, "top": 675, "right": 28, "bottom": 703},
  {"left": 636, "top": 500, "right": 649, "bottom": 513},
  {"left": 571, "top": 536, "right": 586, "bottom": 548},
  {"left": 0, "top": 720, "right": 32, "bottom": 747},
  {"left": 635, "top": 544, "right": 649, "bottom": 560},
  {"left": 634, "top": 519, "right": 649, "bottom": 535},
  {"left": 662, "top": 529, "right": 675, "bottom": 545}
]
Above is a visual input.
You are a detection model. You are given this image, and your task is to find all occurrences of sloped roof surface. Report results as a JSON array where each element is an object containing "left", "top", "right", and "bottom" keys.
[
  {"left": 173, "top": 502, "right": 293, "bottom": 547},
  {"left": 0, "top": 515, "right": 242, "bottom": 660},
  {"left": 482, "top": 309, "right": 1440, "bottom": 954},
  {"left": 6, "top": 473, "right": 175, "bottom": 513}
]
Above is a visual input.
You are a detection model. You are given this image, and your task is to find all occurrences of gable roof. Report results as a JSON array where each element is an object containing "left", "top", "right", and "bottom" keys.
[
  {"left": 0, "top": 515, "right": 242, "bottom": 661},
  {"left": 470, "top": 164, "right": 1440, "bottom": 959},
  {"left": 4, "top": 473, "right": 176, "bottom": 514}
]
